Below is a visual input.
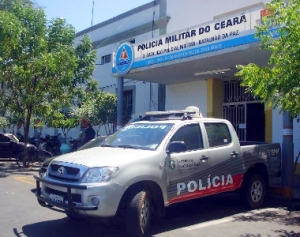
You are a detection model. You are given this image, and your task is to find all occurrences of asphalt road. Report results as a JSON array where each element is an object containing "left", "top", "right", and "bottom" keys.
[{"left": 0, "top": 165, "right": 299, "bottom": 237}]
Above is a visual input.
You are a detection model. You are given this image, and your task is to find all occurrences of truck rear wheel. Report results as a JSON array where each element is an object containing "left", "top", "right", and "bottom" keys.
[
  {"left": 242, "top": 173, "right": 266, "bottom": 209},
  {"left": 125, "top": 189, "right": 152, "bottom": 237}
]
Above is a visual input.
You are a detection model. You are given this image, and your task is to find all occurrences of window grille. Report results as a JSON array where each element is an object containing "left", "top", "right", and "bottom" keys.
[
  {"left": 101, "top": 54, "right": 111, "bottom": 64},
  {"left": 223, "top": 80, "right": 258, "bottom": 103},
  {"left": 123, "top": 90, "right": 133, "bottom": 118}
]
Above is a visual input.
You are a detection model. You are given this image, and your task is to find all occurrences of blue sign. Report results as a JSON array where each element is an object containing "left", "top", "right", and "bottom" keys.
[
  {"left": 115, "top": 43, "right": 134, "bottom": 74},
  {"left": 112, "top": 28, "right": 279, "bottom": 74}
]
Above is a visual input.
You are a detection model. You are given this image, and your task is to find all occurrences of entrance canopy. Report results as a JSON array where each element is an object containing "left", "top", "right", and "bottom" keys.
[{"left": 118, "top": 43, "right": 271, "bottom": 84}]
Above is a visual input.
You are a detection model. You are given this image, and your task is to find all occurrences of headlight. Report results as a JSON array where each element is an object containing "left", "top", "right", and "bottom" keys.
[{"left": 81, "top": 167, "right": 119, "bottom": 183}]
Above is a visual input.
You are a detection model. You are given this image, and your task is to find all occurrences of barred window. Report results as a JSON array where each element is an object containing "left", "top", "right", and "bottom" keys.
[{"left": 123, "top": 90, "right": 133, "bottom": 118}]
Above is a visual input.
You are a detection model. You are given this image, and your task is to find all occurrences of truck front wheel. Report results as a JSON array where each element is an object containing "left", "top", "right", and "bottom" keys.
[
  {"left": 242, "top": 173, "right": 266, "bottom": 209},
  {"left": 125, "top": 189, "right": 152, "bottom": 237}
]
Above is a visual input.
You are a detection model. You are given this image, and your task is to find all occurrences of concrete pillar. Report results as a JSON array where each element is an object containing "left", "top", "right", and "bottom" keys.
[
  {"left": 117, "top": 77, "right": 124, "bottom": 131},
  {"left": 158, "top": 84, "right": 165, "bottom": 111},
  {"left": 207, "top": 78, "right": 223, "bottom": 118}
]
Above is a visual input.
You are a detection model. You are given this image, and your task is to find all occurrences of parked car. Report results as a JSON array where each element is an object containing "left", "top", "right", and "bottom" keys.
[
  {"left": 34, "top": 106, "right": 281, "bottom": 237},
  {"left": 0, "top": 132, "right": 36, "bottom": 159},
  {"left": 39, "top": 136, "right": 108, "bottom": 177}
]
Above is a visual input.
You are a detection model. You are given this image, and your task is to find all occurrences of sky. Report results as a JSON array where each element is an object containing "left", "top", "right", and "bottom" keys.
[{"left": 34, "top": 0, "right": 152, "bottom": 32}]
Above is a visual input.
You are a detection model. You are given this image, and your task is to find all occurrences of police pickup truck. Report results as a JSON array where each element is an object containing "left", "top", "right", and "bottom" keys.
[{"left": 34, "top": 106, "right": 281, "bottom": 237}]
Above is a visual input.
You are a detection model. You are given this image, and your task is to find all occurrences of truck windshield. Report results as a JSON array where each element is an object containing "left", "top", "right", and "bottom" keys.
[{"left": 102, "top": 123, "right": 173, "bottom": 150}]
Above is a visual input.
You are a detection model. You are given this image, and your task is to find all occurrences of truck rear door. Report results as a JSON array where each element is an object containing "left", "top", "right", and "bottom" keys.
[{"left": 202, "top": 121, "right": 243, "bottom": 193}]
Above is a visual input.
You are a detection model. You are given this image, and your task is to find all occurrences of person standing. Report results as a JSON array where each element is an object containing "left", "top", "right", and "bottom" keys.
[{"left": 81, "top": 123, "right": 96, "bottom": 145}]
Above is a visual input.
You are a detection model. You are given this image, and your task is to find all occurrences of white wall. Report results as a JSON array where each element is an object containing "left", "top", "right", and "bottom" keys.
[
  {"left": 88, "top": 5, "right": 159, "bottom": 44},
  {"left": 166, "top": 0, "right": 269, "bottom": 33},
  {"left": 166, "top": 80, "right": 207, "bottom": 115}
]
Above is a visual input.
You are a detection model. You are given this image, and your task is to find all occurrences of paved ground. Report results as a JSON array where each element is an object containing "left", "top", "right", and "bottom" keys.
[{"left": 0, "top": 160, "right": 40, "bottom": 177}]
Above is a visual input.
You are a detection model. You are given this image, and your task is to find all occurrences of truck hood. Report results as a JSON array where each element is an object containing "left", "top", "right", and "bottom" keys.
[{"left": 51, "top": 147, "right": 155, "bottom": 167}]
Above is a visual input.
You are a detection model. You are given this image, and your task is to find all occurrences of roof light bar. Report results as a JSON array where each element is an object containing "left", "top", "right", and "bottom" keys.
[{"left": 144, "top": 106, "right": 203, "bottom": 121}]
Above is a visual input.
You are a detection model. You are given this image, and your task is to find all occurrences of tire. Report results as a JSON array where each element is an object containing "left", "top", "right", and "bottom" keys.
[
  {"left": 125, "top": 189, "right": 152, "bottom": 237},
  {"left": 16, "top": 151, "right": 30, "bottom": 168},
  {"left": 242, "top": 173, "right": 266, "bottom": 209}
]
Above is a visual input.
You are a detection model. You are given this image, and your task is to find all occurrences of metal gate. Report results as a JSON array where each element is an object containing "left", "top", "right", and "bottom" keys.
[{"left": 223, "top": 80, "right": 260, "bottom": 141}]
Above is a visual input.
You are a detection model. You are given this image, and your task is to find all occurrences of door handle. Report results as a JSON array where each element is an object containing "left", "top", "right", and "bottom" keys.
[
  {"left": 200, "top": 155, "right": 209, "bottom": 161},
  {"left": 231, "top": 151, "right": 239, "bottom": 158}
]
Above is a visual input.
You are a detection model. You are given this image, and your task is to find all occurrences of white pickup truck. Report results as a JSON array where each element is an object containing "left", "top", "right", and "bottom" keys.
[{"left": 34, "top": 106, "right": 281, "bottom": 237}]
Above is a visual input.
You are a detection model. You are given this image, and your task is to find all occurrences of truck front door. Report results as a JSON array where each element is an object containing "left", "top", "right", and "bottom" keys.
[{"left": 165, "top": 123, "right": 210, "bottom": 205}]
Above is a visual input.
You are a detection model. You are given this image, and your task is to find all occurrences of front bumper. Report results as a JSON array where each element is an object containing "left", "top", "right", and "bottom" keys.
[{"left": 34, "top": 175, "right": 124, "bottom": 217}]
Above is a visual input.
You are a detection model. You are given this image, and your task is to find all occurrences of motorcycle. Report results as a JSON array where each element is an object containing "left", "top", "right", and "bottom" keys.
[
  {"left": 69, "top": 137, "right": 82, "bottom": 152},
  {"left": 16, "top": 131, "right": 41, "bottom": 146},
  {"left": 44, "top": 134, "right": 62, "bottom": 156}
]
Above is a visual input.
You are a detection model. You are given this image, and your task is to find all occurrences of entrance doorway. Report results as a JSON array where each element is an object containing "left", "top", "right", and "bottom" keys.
[
  {"left": 246, "top": 103, "right": 265, "bottom": 141},
  {"left": 222, "top": 80, "right": 265, "bottom": 142}
]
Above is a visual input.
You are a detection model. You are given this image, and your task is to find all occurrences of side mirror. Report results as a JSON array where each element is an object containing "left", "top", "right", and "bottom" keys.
[{"left": 166, "top": 141, "right": 186, "bottom": 155}]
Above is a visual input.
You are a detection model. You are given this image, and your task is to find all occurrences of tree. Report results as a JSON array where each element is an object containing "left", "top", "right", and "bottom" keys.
[
  {"left": 97, "top": 92, "right": 117, "bottom": 135},
  {"left": 235, "top": 0, "right": 300, "bottom": 118},
  {"left": 0, "top": 0, "right": 97, "bottom": 166},
  {"left": 0, "top": 0, "right": 34, "bottom": 9},
  {"left": 46, "top": 109, "right": 79, "bottom": 143},
  {"left": 0, "top": 116, "right": 8, "bottom": 131},
  {"left": 77, "top": 91, "right": 117, "bottom": 136}
]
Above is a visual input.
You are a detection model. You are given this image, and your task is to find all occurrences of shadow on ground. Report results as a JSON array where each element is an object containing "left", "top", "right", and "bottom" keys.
[
  {"left": 19, "top": 193, "right": 300, "bottom": 237},
  {"left": 0, "top": 161, "right": 39, "bottom": 177}
]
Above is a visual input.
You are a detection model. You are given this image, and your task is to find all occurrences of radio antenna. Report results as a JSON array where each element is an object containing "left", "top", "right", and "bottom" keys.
[{"left": 91, "top": 0, "right": 94, "bottom": 27}]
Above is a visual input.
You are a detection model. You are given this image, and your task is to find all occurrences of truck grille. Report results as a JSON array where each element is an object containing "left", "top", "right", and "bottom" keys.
[
  {"left": 50, "top": 164, "right": 80, "bottom": 175},
  {"left": 48, "top": 164, "right": 83, "bottom": 181},
  {"left": 48, "top": 174, "right": 80, "bottom": 181}
]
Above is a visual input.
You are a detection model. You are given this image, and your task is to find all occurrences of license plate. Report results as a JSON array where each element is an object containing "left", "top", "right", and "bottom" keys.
[{"left": 49, "top": 193, "right": 64, "bottom": 204}]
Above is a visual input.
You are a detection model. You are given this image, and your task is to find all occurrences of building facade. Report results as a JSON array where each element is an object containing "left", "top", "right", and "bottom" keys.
[{"left": 75, "top": 0, "right": 300, "bottom": 166}]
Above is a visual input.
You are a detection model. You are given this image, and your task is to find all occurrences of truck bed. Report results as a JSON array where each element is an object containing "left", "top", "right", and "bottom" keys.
[{"left": 239, "top": 141, "right": 281, "bottom": 177}]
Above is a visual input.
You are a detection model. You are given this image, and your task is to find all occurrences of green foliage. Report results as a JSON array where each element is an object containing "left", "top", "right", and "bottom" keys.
[
  {"left": 46, "top": 109, "right": 79, "bottom": 143},
  {"left": 236, "top": 0, "right": 300, "bottom": 118},
  {"left": 0, "top": 0, "right": 97, "bottom": 165},
  {"left": 0, "top": 116, "right": 8, "bottom": 129},
  {"left": 77, "top": 91, "right": 117, "bottom": 135}
]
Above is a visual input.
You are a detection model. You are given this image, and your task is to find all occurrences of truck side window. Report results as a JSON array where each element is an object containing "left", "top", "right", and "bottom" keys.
[
  {"left": 204, "top": 123, "right": 231, "bottom": 148},
  {"left": 170, "top": 124, "right": 203, "bottom": 151}
]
